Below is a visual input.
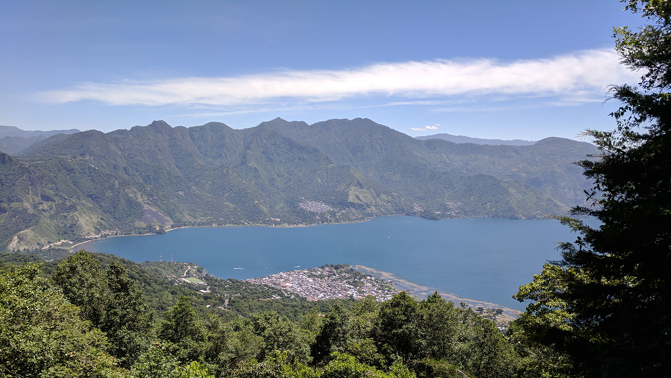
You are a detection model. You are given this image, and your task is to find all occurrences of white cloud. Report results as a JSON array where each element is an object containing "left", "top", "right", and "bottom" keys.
[
  {"left": 36, "top": 49, "right": 637, "bottom": 108},
  {"left": 411, "top": 124, "right": 440, "bottom": 132}
]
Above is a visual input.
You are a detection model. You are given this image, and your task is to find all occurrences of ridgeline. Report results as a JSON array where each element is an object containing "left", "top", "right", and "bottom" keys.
[{"left": 0, "top": 118, "right": 595, "bottom": 253}]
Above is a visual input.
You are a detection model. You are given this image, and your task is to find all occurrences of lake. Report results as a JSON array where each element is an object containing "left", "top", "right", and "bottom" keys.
[{"left": 81, "top": 216, "right": 578, "bottom": 311}]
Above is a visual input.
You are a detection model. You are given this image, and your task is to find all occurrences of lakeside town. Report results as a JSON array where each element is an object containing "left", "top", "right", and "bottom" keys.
[
  {"left": 245, "top": 264, "right": 398, "bottom": 301},
  {"left": 162, "top": 261, "right": 515, "bottom": 330}
]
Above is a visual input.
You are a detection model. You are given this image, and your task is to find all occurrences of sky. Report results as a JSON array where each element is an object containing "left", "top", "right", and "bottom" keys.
[{"left": 0, "top": 0, "right": 646, "bottom": 140}]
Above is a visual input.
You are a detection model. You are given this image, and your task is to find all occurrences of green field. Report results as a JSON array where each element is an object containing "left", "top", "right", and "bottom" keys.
[{"left": 184, "top": 277, "right": 204, "bottom": 284}]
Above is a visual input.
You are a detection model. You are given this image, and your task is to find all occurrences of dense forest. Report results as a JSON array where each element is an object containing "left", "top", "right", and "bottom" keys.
[{"left": 1, "top": 250, "right": 543, "bottom": 378}]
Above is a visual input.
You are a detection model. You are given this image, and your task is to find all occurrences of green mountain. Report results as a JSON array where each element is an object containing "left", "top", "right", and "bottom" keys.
[{"left": 0, "top": 118, "right": 597, "bottom": 251}]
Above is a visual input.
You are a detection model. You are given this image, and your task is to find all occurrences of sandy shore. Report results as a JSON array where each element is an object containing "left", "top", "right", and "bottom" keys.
[
  {"left": 70, "top": 240, "right": 101, "bottom": 252},
  {"left": 352, "top": 265, "right": 522, "bottom": 319}
]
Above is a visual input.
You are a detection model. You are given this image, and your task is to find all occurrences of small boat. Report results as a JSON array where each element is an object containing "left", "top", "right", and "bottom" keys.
[{"left": 234, "top": 267, "right": 244, "bottom": 270}]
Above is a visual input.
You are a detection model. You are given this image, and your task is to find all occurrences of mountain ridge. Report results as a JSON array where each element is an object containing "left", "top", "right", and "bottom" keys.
[
  {"left": 0, "top": 126, "right": 81, "bottom": 155},
  {"left": 416, "top": 132, "right": 537, "bottom": 146},
  {"left": 1, "top": 118, "right": 596, "bottom": 251}
]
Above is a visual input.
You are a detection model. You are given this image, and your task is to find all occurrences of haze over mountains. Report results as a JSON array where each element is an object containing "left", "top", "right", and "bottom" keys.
[
  {"left": 416, "top": 133, "right": 537, "bottom": 146},
  {"left": 0, "top": 118, "right": 597, "bottom": 251},
  {"left": 0, "top": 125, "right": 80, "bottom": 155}
]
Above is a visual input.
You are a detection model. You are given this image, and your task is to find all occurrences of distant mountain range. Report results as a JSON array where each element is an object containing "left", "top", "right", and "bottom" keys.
[
  {"left": 0, "top": 125, "right": 80, "bottom": 155},
  {"left": 0, "top": 118, "right": 597, "bottom": 251},
  {"left": 416, "top": 133, "right": 537, "bottom": 146}
]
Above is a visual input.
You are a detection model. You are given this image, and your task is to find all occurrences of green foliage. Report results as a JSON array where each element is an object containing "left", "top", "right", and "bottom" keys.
[
  {"left": 229, "top": 350, "right": 318, "bottom": 378},
  {"left": 52, "top": 251, "right": 154, "bottom": 367},
  {"left": 175, "top": 361, "right": 216, "bottom": 378},
  {"left": 376, "top": 292, "right": 423, "bottom": 363},
  {"left": 203, "top": 315, "right": 265, "bottom": 376},
  {"left": 312, "top": 292, "right": 518, "bottom": 377},
  {"left": 449, "top": 308, "right": 516, "bottom": 378},
  {"left": 101, "top": 261, "right": 155, "bottom": 367},
  {"left": 312, "top": 304, "right": 355, "bottom": 364},
  {"left": 321, "top": 352, "right": 415, "bottom": 378},
  {"left": 159, "top": 296, "right": 205, "bottom": 344},
  {"left": 514, "top": 1, "right": 671, "bottom": 376},
  {"left": 3, "top": 254, "right": 521, "bottom": 377},
  {"left": 247, "top": 311, "right": 312, "bottom": 363},
  {"left": 301, "top": 308, "right": 324, "bottom": 339},
  {"left": 131, "top": 343, "right": 215, "bottom": 378},
  {"left": 506, "top": 321, "right": 576, "bottom": 378},
  {"left": 408, "top": 359, "right": 473, "bottom": 378},
  {"left": 52, "top": 250, "right": 107, "bottom": 327},
  {"left": 158, "top": 296, "right": 206, "bottom": 364},
  {"left": 131, "top": 342, "right": 182, "bottom": 378},
  {"left": 0, "top": 264, "right": 125, "bottom": 377},
  {"left": 415, "top": 293, "right": 460, "bottom": 363},
  {"left": 0, "top": 251, "right": 43, "bottom": 270}
]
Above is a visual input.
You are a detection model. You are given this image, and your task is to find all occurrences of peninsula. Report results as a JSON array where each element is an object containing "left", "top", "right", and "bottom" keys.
[
  {"left": 246, "top": 264, "right": 518, "bottom": 328},
  {"left": 246, "top": 264, "right": 397, "bottom": 302}
]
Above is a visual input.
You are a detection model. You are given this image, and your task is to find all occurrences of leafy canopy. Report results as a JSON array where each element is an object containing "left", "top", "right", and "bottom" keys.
[{"left": 513, "top": 1, "right": 671, "bottom": 376}]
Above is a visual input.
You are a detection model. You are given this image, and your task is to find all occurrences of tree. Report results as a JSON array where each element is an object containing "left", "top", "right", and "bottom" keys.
[
  {"left": 52, "top": 250, "right": 107, "bottom": 327},
  {"left": 101, "top": 261, "right": 155, "bottom": 367},
  {"left": 454, "top": 310, "right": 517, "bottom": 378},
  {"left": 131, "top": 342, "right": 182, "bottom": 378},
  {"left": 514, "top": 1, "right": 671, "bottom": 376},
  {"left": 0, "top": 264, "right": 123, "bottom": 377},
  {"left": 375, "top": 292, "right": 423, "bottom": 363},
  {"left": 312, "top": 304, "right": 354, "bottom": 364},
  {"left": 202, "top": 316, "right": 264, "bottom": 376},
  {"left": 416, "top": 293, "right": 460, "bottom": 361},
  {"left": 52, "top": 251, "right": 154, "bottom": 367},
  {"left": 159, "top": 296, "right": 205, "bottom": 345},
  {"left": 158, "top": 295, "right": 206, "bottom": 364},
  {"left": 229, "top": 350, "right": 317, "bottom": 378},
  {"left": 320, "top": 352, "right": 415, "bottom": 378},
  {"left": 248, "top": 311, "right": 312, "bottom": 363},
  {"left": 132, "top": 343, "right": 215, "bottom": 378}
]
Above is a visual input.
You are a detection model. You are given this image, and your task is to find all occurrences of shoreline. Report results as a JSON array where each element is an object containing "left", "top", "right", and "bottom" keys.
[
  {"left": 70, "top": 213, "right": 558, "bottom": 253},
  {"left": 352, "top": 265, "right": 522, "bottom": 319},
  {"left": 70, "top": 215, "right": 533, "bottom": 320},
  {"left": 70, "top": 215, "right": 392, "bottom": 252},
  {"left": 72, "top": 212, "right": 552, "bottom": 252}
]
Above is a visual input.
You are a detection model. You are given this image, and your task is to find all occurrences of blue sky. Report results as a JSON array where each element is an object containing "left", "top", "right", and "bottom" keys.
[{"left": 0, "top": 1, "right": 645, "bottom": 140}]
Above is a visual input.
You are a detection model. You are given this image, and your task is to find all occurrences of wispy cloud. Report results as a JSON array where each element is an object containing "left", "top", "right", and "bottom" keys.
[
  {"left": 36, "top": 49, "right": 636, "bottom": 108},
  {"left": 411, "top": 124, "right": 440, "bottom": 132}
]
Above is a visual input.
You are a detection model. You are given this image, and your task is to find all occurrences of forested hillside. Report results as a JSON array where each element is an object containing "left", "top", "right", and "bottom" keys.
[
  {"left": 0, "top": 118, "right": 596, "bottom": 251},
  {"left": 1, "top": 251, "right": 541, "bottom": 378}
]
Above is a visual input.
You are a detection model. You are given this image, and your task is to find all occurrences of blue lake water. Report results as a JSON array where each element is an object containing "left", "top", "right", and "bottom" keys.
[{"left": 82, "top": 216, "right": 578, "bottom": 311}]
